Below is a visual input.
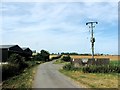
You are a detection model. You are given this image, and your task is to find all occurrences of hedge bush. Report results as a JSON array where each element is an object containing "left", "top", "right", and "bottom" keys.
[
  {"left": 8, "top": 54, "right": 28, "bottom": 69},
  {"left": 61, "top": 55, "right": 71, "bottom": 62},
  {"left": 2, "top": 54, "right": 28, "bottom": 80},
  {"left": 2, "top": 64, "right": 20, "bottom": 80},
  {"left": 8, "top": 54, "right": 25, "bottom": 64},
  {"left": 63, "top": 63, "right": 80, "bottom": 71},
  {"left": 82, "top": 65, "right": 120, "bottom": 73},
  {"left": 63, "top": 63, "right": 120, "bottom": 73}
]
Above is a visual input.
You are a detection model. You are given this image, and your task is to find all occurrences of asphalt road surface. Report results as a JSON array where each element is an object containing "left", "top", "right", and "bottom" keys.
[{"left": 32, "top": 60, "right": 81, "bottom": 88}]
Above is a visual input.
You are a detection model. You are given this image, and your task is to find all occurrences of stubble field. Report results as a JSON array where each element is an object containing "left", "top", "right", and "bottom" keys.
[{"left": 50, "top": 55, "right": 120, "bottom": 61}]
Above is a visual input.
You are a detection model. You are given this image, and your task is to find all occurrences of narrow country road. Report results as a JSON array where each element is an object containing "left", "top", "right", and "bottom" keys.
[{"left": 32, "top": 60, "right": 81, "bottom": 88}]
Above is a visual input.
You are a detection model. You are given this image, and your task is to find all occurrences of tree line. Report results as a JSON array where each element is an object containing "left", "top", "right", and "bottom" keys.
[{"left": 51, "top": 52, "right": 109, "bottom": 56}]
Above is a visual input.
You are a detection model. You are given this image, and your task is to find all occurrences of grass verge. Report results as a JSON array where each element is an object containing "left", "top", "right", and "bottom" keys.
[
  {"left": 60, "top": 69, "right": 119, "bottom": 88},
  {"left": 53, "top": 58, "right": 70, "bottom": 65},
  {"left": 53, "top": 59, "right": 65, "bottom": 64},
  {"left": 2, "top": 64, "right": 39, "bottom": 89},
  {"left": 59, "top": 60, "right": 120, "bottom": 88}
]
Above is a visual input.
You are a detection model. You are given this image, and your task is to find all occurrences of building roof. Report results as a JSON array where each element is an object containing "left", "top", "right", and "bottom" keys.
[
  {"left": 0, "top": 45, "right": 17, "bottom": 49},
  {"left": 22, "top": 47, "right": 28, "bottom": 50},
  {"left": 22, "top": 47, "right": 31, "bottom": 51}
]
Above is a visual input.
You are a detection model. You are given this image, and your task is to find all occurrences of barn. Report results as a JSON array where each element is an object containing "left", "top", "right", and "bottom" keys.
[
  {"left": 0, "top": 45, "right": 23, "bottom": 62},
  {"left": 22, "top": 47, "right": 32, "bottom": 60}
]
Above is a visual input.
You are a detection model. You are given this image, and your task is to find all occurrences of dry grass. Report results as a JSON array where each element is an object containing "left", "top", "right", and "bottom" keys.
[{"left": 60, "top": 70, "right": 119, "bottom": 88}]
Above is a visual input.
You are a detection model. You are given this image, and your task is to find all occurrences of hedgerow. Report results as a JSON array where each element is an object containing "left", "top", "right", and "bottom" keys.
[
  {"left": 82, "top": 65, "right": 120, "bottom": 73},
  {"left": 63, "top": 63, "right": 120, "bottom": 73},
  {"left": 61, "top": 55, "right": 71, "bottom": 62},
  {"left": 2, "top": 54, "right": 28, "bottom": 80}
]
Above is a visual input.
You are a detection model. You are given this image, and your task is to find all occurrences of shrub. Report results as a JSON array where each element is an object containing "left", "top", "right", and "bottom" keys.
[
  {"left": 82, "top": 65, "right": 120, "bottom": 73},
  {"left": 32, "top": 53, "right": 43, "bottom": 61},
  {"left": 61, "top": 55, "right": 71, "bottom": 62},
  {"left": 63, "top": 63, "right": 120, "bottom": 73},
  {"left": 63, "top": 63, "right": 80, "bottom": 71},
  {"left": 8, "top": 54, "right": 24, "bottom": 64},
  {"left": 2, "top": 54, "right": 29, "bottom": 80},
  {"left": 8, "top": 54, "right": 28, "bottom": 69},
  {"left": 2, "top": 64, "right": 20, "bottom": 80},
  {"left": 63, "top": 63, "right": 73, "bottom": 70}
]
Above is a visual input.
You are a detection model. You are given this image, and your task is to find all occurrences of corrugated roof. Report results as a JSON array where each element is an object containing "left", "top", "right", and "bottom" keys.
[{"left": 0, "top": 45, "right": 17, "bottom": 49}]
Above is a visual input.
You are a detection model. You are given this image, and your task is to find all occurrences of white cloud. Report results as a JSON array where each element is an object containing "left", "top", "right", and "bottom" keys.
[
  {"left": 1, "top": 0, "right": 119, "bottom": 2},
  {"left": 1, "top": 2, "right": 118, "bottom": 54}
]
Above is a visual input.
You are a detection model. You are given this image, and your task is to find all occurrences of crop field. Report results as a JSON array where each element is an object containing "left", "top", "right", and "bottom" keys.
[
  {"left": 70, "top": 55, "right": 120, "bottom": 61},
  {"left": 50, "top": 55, "right": 58, "bottom": 59},
  {"left": 50, "top": 55, "right": 120, "bottom": 61}
]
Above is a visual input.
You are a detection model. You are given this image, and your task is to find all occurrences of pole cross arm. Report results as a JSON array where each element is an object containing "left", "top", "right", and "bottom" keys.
[{"left": 86, "top": 22, "right": 98, "bottom": 25}]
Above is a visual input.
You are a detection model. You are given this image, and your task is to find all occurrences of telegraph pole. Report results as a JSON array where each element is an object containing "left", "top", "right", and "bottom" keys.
[{"left": 86, "top": 21, "right": 98, "bottom": 59}]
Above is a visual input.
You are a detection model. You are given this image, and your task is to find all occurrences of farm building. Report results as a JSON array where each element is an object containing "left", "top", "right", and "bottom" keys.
[
  {"left": 0, "top": 45, "right": 33, "bottom": 62},
  {"left": 0, "top": 45, "right": 23, "bottom": 62},
  {"left": 22, "top": 47, "right": 32, "bottom": 56},
  {"left": 22, "top": 47, "right": 32, "bottom": 60}
]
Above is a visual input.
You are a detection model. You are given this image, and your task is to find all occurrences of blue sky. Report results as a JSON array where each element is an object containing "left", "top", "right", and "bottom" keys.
[{"left": 0, "top": 1, "right": 118, "bottom": 55}]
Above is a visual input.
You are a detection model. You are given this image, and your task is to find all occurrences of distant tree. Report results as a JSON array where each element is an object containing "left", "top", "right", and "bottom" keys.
[
  {"left": 61, "top": 52, "right": 79, "bottom": 55},
  {"left": 51, "top": 53, "right": 55, "bottom": 55},
  {"left": 61, "top": 52, "right": 69, "bottom": 55},
  {"left": 33, "top": 53, "right": 43, "bottom": 61},
  {"left": 32, "top": 50, "right": 50, "bottom": 62},
  {"left": 80, "top": 53, "right": 91, "bottom": 56},
  {"left": 40, "top": 50, "right": 50, "bottom": 62},
  {"left": 32, "top": 50, "right": 36, "bottom": 53},
  {"left": 70, "top": 52, "right": 79, "bottom": 55}
]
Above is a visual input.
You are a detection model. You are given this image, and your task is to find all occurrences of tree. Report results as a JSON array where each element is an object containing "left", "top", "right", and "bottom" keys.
[
  {"left": 32, "top": 50, "right": 50, "bottom": 62},
  {"left": 33, "top": 53, "right": 43, "bottom": 61},
  {"left": 40, "top": 50, "right": 50, "bottom": 62}
]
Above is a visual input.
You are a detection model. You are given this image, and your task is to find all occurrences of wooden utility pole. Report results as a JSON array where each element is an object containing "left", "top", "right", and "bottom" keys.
[{"left": 86, "top": 21, "right": 98, "bottom": 59}]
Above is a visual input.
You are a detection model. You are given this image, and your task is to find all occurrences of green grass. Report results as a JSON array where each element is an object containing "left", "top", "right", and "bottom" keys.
[
  {"left": 53, "top": 59, "right": 70, "bottom": 65},
  {"left": 109, "top": 60, "right": 120, "bottom": 65},
  {"left": 53, "top": 59, "right": 65, "bottom": 64},
  {"left": 2, "top": 62, "right": 40, "bottom": 89}
]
